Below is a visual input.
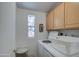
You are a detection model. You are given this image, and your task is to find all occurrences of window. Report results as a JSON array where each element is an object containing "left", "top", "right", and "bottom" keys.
[{"left": 28, "top": 15, "right": 35, "bottom": 37}]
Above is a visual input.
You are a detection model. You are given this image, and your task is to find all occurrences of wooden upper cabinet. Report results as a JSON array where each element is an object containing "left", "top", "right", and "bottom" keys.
[
  {"left": 65, "top": 3, "right": 79, "bottom": 28},
  {"left": 46, "top": 11, "right": 54, "bottom": 30},
  {"left": 54, "top": 3, "right": 65, "bottom": 29},
  {"left": 46, "top": 2, "right": 79, "bottom": 30}
]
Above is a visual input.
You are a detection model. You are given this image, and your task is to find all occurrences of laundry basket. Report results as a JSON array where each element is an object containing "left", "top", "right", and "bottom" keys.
[{"left": 15, "top": 47, "right": 28, "bottom": 57}]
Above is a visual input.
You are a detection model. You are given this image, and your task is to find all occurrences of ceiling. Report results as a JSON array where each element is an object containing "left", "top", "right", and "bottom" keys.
[{"left": 16, "top": 2, "right": 61, "bottom": 13}]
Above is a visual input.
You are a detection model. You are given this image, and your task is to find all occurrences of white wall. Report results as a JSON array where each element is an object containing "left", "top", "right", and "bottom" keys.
[
  {"left": 16, "top": 8, "right": 47, "bottom": 56},
  {"left": 0, "top": 2, "right": 16, "bottom": 57}
]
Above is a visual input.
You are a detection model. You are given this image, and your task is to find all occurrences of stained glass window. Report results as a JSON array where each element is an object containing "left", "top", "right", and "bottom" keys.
[{"left": 28, "top": 15, "right": 35, "bottom": 37}]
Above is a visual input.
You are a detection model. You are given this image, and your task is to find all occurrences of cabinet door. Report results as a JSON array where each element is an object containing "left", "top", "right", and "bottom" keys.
[
  {"left": 38, "top": 43, "right": 44, "bottom": 57},
  {"left": 54, "top": 3, "right": 65, "bottom": 29},
  {"left": 65, "top": 3, "right": 79, "bottom": 28},
  {"left": 42, "top": 48, "right": 53, "bottom": 57},
  {"left": 38, "top": 42, "right": 53, "bottom": 57},
  {"left": 46, "top": 11, "right": 54, "bottom": 30}
]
